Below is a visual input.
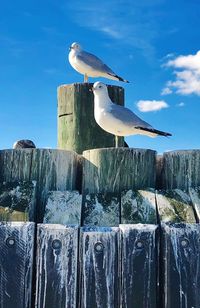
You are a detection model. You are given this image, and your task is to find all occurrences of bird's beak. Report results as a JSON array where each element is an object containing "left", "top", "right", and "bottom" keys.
[{"left": 69, "top": 46, "right": 72, "bottom": 51}]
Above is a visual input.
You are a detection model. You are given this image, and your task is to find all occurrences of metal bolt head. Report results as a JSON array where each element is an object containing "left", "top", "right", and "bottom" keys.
[
  {"left": 94, "top": 241, "right": 104, "bottom": 253},
  {"left": 52, "top": 239, "right": 62, "bottom": 250},
  {"left": 6, "top": 237, "right": 15, "bottom": 247}
]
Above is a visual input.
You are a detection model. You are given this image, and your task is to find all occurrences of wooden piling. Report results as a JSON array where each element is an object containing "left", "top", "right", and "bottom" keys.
[
  {"left": 57, "top": 83, "right": 124, "bottom": 154},
  {"left": 82, "top": 148, "right": 156, "bottom": 194},
  {"left": 0, "top": 149, "right": 78, "bottom": 222},
  {"left": 160, "top": 150, "right": 200, "bottom": 190}
]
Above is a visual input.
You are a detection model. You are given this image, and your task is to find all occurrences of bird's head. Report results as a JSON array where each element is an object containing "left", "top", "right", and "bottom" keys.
[
  {"left": 69, "top": 42, "right": 81, "bottom": 51},
  {"left": 92, "top": 82, "right": 108, "bottom": 95}
]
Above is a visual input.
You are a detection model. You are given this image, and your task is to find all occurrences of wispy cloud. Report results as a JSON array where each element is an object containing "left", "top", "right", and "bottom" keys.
[
  {"left": 162, "top": 50, "right": 200, "bottom": 96},
  {"left": 136, "top": 100, "right": 169, "bottom": 112},
  {"left": 62, "top": 1, "right": 163, "bottom": 59}
]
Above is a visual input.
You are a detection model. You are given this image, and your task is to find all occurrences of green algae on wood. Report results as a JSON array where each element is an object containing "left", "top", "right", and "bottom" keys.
[
  {"left": 0, "top": 181, "right": 36, "bottom": 222},
  {"left": 156, "top": 189, "right": 196, "bottom": 223},
  {"left": 0, "top": 149, "right": 78, "bottom": 222},
  {"left": 82, "top": 193, "right": 120, "bottom": 227},
  {"left": 121, "top": 189, "right": 157, "bottom": 224}
]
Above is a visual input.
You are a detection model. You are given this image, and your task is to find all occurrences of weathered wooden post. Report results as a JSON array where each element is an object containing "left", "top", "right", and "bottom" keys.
[
  {"left": 35, "top": 224, "right": 79, "bottom": 308},
  {"left": 156, "top": 150, "right": 200, "bottom": 307},
  {"left": 82, "top": 148, "right": 157, "bottom": 225},
  {"left": 160, "top": 150, "right": 200, "bottom": 190},
  {"left": 0, "top": 149, "right": 78, "bottom": 222},
  {"left": 57, "top": 83, "right": 124, "bottom": 154},
  {"left": 79, "top": 147, "right": 158, "bottom": 307},
  {"left": 0, "top": 222, "right": 35, "bottom": 307}
]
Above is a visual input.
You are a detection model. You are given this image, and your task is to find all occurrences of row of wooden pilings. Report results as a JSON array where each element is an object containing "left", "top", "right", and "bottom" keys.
[{"left": 0, "top": 148, "right": 200, "bottom": 307}]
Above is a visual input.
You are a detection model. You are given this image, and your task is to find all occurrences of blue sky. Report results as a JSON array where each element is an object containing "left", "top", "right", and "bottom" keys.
[{"left": 1, "top": 0, "right": 200, "bottom": 153}]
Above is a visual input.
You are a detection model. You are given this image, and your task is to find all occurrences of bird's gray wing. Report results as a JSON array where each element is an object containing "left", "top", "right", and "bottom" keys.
[
  {"left": 77, "top": 51, "right": 115, "bottom": 74},
  {"left": 110, "top": 104, "right": 153, "bottom": 128}
]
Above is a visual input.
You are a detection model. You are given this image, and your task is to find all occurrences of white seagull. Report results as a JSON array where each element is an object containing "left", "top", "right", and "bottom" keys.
[
  {"left": 69, "top": 42, "right": 129, "bottom": 83},
  {"left": 92, "top": 82, "right": 172, "bottom": 147}
]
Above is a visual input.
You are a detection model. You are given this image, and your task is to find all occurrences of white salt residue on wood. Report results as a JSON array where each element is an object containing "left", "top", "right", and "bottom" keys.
[
  {"left": 189, "top": 187, "right": 200, "bottom": 220},
  {"left": 83, "top": 148, "right": 156, "bottom": 194},
  {"left": 121, "top": 189, "right": 157, "bottom": 224},
  {"left": 81, "top": 227, "right": 119, "bottom": 308},
  {"left": 156, "top": 189, "right": 196, "bottom": 223},
  {"left": 162, "top": 150, "right": 200, "bottom": 190},
  {"left": 0, "top": 222, "right": 35, "bottom": 307},
  {"left": 43, "top": 191, "right": 82, "bottom": 225},
  {"left": 83, "top": 194, "right": 119, "bottom": 226},
  {"left": 35, "top": 224, "right": 78, "bottom": 308},
  {"left": 120, "top": 224, "right": 157, "bottom": 307},
  {"left": 162, "top": 223, "right": 200, "bottom": 307}
]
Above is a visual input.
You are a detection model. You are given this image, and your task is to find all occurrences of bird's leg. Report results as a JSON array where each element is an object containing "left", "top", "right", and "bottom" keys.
[
  {"left": 84, "top": 74, "right": 88, "bottom": 83},
  {"left": 115, "top": 135, "right": 119, "bottom": 148}
]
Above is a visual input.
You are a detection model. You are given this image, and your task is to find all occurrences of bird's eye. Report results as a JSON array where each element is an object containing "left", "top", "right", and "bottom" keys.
[{"left": 99, "top": 85, "right": 102, "bottom": 88}]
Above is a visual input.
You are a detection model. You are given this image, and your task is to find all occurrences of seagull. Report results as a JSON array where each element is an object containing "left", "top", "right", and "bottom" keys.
[
  {"left": 92, "top": 82, "right": 172, "bottom": 147},
  {"left": 69, "top": 42, "right": 129, "bottom": 83},
  {"left": 13, "top": 139, "right": 36, "bottom": 149}
]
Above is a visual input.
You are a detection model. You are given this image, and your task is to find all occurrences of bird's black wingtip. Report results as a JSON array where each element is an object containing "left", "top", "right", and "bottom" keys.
[{"left": 117, "top": 75, "right": 130, "bottom": 83}]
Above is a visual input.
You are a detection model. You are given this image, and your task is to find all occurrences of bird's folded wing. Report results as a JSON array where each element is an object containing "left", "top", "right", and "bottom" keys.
[
  {"left": 77, "top": 51, "right": 115, "bottom": 74},
  {"left": 110, "top": 104, "right": 153, "bottom": 128}
]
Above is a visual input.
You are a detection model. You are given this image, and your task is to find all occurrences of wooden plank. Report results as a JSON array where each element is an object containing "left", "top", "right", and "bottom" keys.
[
  {"left": 35, "top": 224, "right": 78, "bottom": 308},
  {"left": 0, "top": 181, "right": 36, "bottom": 222},
  {"left": 161, "top": 150, "right": 200, "bottom": 190},
  {"left": 0, "top": 222, "right": 35, "bottom": 308},
  {"left": 120, "top": 224, "right": 158, "bottom": 308},
  {"left": 83, "top": 148, "right": 156, "bottom": 194},
  {"left": 156, "top": 189, "right": 196, "bottom": 223},
  {"left": 43, "top": 191, "right": 82, "bottom": 225},
  {"left": 121, "top": 189, "right": 157, "bottom": 224},
  {"left": 82, "top": 192, "right": 120, "bottom": 226},
  {"left": 161, "top": 223, "right": 200, "bottom": 308},
  {"left": 80, "top": 227, "right": 119, "bottom": 308},
  {"left": 57, "top": 83, "right": 124, "bottom": 154}
]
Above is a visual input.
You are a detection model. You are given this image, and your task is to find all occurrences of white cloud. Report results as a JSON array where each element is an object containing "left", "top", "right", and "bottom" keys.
[
  {"left": 177, "top": 102, "right": 185, "bottom": 107},
  {"left": 136, "top": 100, "right": 169, "bottom": 112},
  {"left": 163, "top": 50, "right": 200, "bottom": 96},
  {"left": 161, "top": 87, "right": 172, "bottom": 95}
]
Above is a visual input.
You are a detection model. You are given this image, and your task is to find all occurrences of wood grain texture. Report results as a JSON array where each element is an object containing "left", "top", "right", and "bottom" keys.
[
  {"left": 161, "top": 150, "right": 200, "bottom": 190},
  {"left": 0, "top": 149, "right": 78, "bottom": 222},
  {"left": 156, "top": 189, "right": 196, "bottom": 223},
  {"left": 161, "top": 223, "right": 200, "bottom": 308},
  {"left": 83, "top": 148, "right": 156, "bottom": 194},
  {"left": 35, "top": 224, "right": 78, "bottom": 308},
  {"left": 0, "top": 222, "right": 35, "bottom": 308},
  {"left": 120, "top": 224, "right": 158, "bottom": 308},
  {"left": 80, "top": 227, "right": 119, "bottom": 308},
  {"left": 0, "top": 181, "right": 36, "bottom": 222},
  {"left": 121, "top": 189, "right": 157, "bottom": 224},
  {"left": 57, "top": 83, "right": 124, "bottom": 154}
]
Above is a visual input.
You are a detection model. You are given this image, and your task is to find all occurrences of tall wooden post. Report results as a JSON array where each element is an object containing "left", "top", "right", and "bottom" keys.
[{"left": 57, "top": 83, "right": 124, "bottom": 154}]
